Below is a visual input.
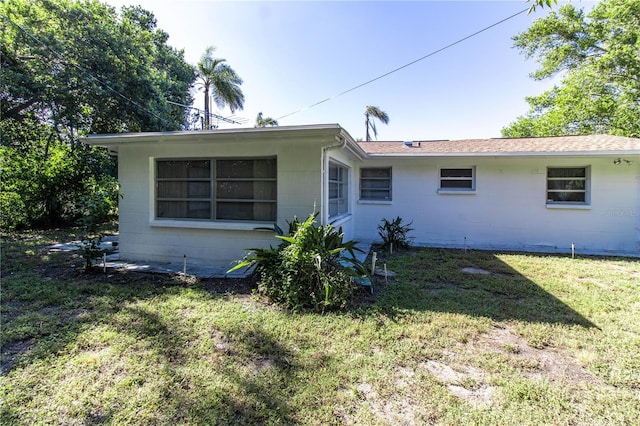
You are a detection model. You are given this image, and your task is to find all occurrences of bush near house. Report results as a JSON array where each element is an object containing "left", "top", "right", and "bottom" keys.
[
  {"left": 230, "top": 213, "right": 369, "bottom": 312},
  {"left": 377, "top": 216, "right": 414, "bottom": 251}
]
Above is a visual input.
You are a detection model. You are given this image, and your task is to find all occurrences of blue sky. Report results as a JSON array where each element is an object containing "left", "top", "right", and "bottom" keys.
[{"left": 103, "top": 0, "right": 596, "bottom": 140}]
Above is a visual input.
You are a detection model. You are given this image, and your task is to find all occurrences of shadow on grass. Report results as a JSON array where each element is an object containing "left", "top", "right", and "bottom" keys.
[
  {"left": 1, "top": 239, "right": 300, "bottom": 423},
  {"left": 371, "top": 248, "right": 598, "bottom": 328}
]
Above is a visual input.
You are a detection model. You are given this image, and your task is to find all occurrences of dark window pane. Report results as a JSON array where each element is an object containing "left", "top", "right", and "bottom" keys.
[
  {"left": 216, "top": 202, "right": 276, "bottom": 221},
  {"left": 547, "top": 191, "right": 586, "bottom": 203},
  {"left": 361, "top": 189, "right": 390, "bottom": 200},
  {"left": 217, "top": 181, "right": 276, "bottom": 200},
  {"left": 157, "top": 160, "right": 210, "bottom": 178},
  {"left": 361, "top": 180, "right": 390, "bottom": 190},
  {"left": 157, "top": 181, "right": 211, "bottom": 198},
  {"left": 217, "top": 159, "right": 276, "bottom": 179},
  {"left": 441, "top": 179, "right": 473, "bottom": 189},
  {"left": 157, "top": 201, "right": 210, "bottom": 219},
  {"left": 441, "top": 168, "right": 473, "bottom": 178},
  {"left": 547, "top": 179, "right": 585, "bottom": 191},
  {"left": 361, "top": 168, "right": 391, "bottom": 178},
  {"left": 548, "top": 168, "right": 586, "bottom": 178}
]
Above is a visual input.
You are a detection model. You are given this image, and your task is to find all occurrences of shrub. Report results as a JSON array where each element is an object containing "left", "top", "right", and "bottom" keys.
[
  {"left": 230, "top": 213, "right": 369, "bottom": 312},
  {"left": 377, "top": 216, "right": 414, "bottom": 251}
]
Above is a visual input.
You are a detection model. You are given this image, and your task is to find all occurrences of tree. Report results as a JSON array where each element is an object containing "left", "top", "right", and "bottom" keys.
[
  {"left": 255, "top": 112, "right": 278, "bottom": 127},
  {"left": 195, "top": 46, "right": 244, "bottom": 130},
  {"left": 364, "top": 105, "right": 390, "bottom": 141},
  {"left": 0, "top": 0, "right": 195, "bottom": 227},
  {"left": 502, "top": 0, "right": 640, "bottom": 138}
]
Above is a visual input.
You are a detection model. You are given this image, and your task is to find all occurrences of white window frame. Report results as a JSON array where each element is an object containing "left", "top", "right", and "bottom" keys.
[
  {"left": 328, "top": 161, "right": 349, "bottom": 219},
  {"left": 360, "top": 167, "right": 392, "bottom": 201},
  {"left": 155, "top": 157, "right": 277, "bottom": 222},
  {"left": 438, "top": 166, "right": 476, "bottom": 193},
  {"left": 546, "top": 166, "right": 590, "bottom": 206}
]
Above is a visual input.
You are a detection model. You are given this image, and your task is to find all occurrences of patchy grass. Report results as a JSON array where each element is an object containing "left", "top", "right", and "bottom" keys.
[{"left": 1, "top": 230, "right": 639, "bottom": 425}]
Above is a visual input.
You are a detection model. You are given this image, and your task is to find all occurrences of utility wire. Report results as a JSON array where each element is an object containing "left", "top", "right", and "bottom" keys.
[
  {"left": 1, "top": 12, "right": 173, "bottom": 126},
  {"left": 277, "top": 7, "right": 529, "bottom": 121}
]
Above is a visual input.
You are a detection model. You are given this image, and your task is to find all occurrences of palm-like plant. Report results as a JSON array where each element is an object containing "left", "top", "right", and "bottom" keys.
[
  {"left": 195, "top": 46, "right": 244, "bottom": 129},
  {"left": 364, "top": 105, "right": 390, "bottom": 141},
  {"left": 255, "top": 112, "right": 279, "bottom": 127}
]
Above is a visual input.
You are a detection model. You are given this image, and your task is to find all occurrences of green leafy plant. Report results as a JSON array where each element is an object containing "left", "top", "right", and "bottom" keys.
[
  {"left": 229, "top": 213, "right": 369, "bottom": 312},
  {"left": 75, "top": 177, "right": 121, "bottom": 271},
  {"left": 377, "top": 216, "right": 414, "bottom": 251}
]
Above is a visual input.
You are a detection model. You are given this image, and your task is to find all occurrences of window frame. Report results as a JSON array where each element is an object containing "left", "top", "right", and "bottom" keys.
[
  {"left": 359, "top": 167, "right": 392, "bottom": 201},
  {"left": 546, "top": 166, "right": 590, "bottom": 206},
  {"left": 155, "top": 157, "right": 277, "bottom": 222},
  {"left": 438, "top": 166, "right": 476, "bottom": 193},
  {"left": 328, "top": 161, "right": 349, "bottom": 219}
]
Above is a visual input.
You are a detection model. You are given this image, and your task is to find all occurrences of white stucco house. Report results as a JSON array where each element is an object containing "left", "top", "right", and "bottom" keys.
[{"left": 85, "top": 124, "right": 640, "bottom": 267}]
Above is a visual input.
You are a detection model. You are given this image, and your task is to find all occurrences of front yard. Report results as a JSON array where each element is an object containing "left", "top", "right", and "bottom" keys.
[{"left": 1, "top": 228, "right": 639, "bottom": 425}]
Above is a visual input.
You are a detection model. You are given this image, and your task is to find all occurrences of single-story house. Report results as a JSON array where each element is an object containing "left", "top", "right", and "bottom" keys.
[{"left": 84, "top": 124, "right": 640, "bottom": 267}]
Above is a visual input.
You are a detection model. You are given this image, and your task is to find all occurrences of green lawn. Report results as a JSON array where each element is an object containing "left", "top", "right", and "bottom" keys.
[{"left": 1, "top": 229, "right": 639, "bottom": 425}]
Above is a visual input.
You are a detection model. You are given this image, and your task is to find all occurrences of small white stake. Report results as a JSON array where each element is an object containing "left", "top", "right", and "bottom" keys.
[
  {"left": 183, "top": 255, "right": 187, "bottom": 275},
  {"left": 384, "top": 263, "right": 388, "bottom": 283},
  {"left": 571, "top": 242, "right": 575, "bottom": 259},
  {"left": 371, "top": 251, "right": 377, "bottom": 276},
  {"left": 390, "top": 243, "right": 393, "bottom": 255}
]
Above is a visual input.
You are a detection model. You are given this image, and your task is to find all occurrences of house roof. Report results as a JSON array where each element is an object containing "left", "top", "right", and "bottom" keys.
[{"left": 358, "top": 135, "right": 640, "bottom": 157}]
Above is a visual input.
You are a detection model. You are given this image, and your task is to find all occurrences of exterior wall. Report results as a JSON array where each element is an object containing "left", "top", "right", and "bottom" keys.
[
  {"left": 323, "top": 148, "right": 360, "bottom": 241},
  {"left": 117, "top": 135, "right": 331, "bottom": 267},
  {"left": 354, "top": 155, "right": 640, "bottom": 256}
]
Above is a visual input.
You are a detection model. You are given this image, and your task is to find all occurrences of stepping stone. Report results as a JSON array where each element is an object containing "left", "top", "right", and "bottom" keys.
[{"left": 462, "top": 267, "right": 491, "bottom": 275}]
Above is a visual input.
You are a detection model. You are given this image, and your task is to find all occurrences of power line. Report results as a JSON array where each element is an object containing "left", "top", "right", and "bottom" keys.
[
  {"left": 166, "top": 100, "right": 247, "bottom": 125},
  {"left": 277, "top": 7, "right": 529, "bottom": 121}
]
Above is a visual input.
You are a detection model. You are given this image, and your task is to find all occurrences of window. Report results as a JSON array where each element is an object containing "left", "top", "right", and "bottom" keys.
[
  {"left": 328, "top": 162, "right": 348, "bottom": 218},
  {"left": 360, "top": 168, "right": 392, "bottom": 201},
  {"left": 547, "top": 167, "right": 589, "bottom": 204},
  {"left": 156, "top": 158, "right": 277, "bottom": 221},
  {"left": 439, "top": 167, "right": 475, "bottom": 191}
]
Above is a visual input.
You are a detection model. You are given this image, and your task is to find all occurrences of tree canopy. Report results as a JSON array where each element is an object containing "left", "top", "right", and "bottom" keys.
[
  {"left": 502, "top": 0, "right": 640, "bottom": 137},
  {"left": 195, "top": 46, "right": 244, "bottom": 130},
  {"left": 364, "top": 106, "right": 390, "bottom": 141},
  {"left": 0, "top": 0, "right": 196, "bottom": 228}
]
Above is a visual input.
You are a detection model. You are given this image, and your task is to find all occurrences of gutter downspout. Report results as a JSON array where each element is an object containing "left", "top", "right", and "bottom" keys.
[{"left": 320, "top": 135, "right": 347, "bottom": 225}]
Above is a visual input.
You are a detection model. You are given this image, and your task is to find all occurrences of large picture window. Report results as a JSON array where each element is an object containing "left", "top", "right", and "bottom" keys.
[
  {"left": 360, "top": 168, "right": 392, "bottom": 201},
  {"left": 328, "top": 162, "right": 348, "bottom": 218},
  {"left": 156, "top": 158, "right": 277, "bottom": 221},
  {"left": 547, "top": 167, "right": 589, "bottom": 204}
]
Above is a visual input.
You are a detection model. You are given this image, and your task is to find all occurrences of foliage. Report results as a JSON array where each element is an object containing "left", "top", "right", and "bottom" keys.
[
  {"left": 503, "top": 0, "right": 640, "bottom": 137},
  {"left": 364, "top": 105, "right": 390, "bottom": 141},
  {"left": 0, "top": 0, "right": 195, "bottom": 228},
  {"left": 195, "top": 46, "right": 244, "bottom": 129},
  {"left": 75, "top": 176, "right": 121, "bottom": 271},
  {"left": 255, "top": 112, "right": 279, "bottom": 127},
  {"left": 230, "top": 213, "right": 368, "bottom": 312},
  {"left": 377, "top": 216, "right": 414, "bottom": 251},
  {"left": 527, "top": 0, "right": 558, "bottom": 13}
]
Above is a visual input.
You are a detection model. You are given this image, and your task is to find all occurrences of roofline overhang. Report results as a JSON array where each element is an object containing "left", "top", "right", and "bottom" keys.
[
  {"left": 364, "top": 150, "right": 640, "bottom": 157},
  {"left": 82, "top": 124, "right": 352, "bottom": 148}
]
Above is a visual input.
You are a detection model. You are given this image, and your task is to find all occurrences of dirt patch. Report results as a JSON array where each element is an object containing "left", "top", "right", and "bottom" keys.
[
  {"left": 1, "top": 338, "right": 34, "bottom": 375},
  {"left": 475, "top": 327, "right": 602, "bottom": 385}
]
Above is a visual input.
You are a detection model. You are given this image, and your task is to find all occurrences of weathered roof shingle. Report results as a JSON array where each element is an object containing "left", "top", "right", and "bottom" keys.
[{"left": 358, "top": 135, "right": 640, "bottom": 156}]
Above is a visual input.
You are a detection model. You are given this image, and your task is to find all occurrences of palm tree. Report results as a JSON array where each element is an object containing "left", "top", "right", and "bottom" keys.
[
  {"left": 364, "top": 105, "right": 390, "bottom": 141},
  {"left": 195, "top": 46, "right": 244, "bottom": 129},
  {"left": 255, "top": 112, "right": 279, "bottom": 127}
]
